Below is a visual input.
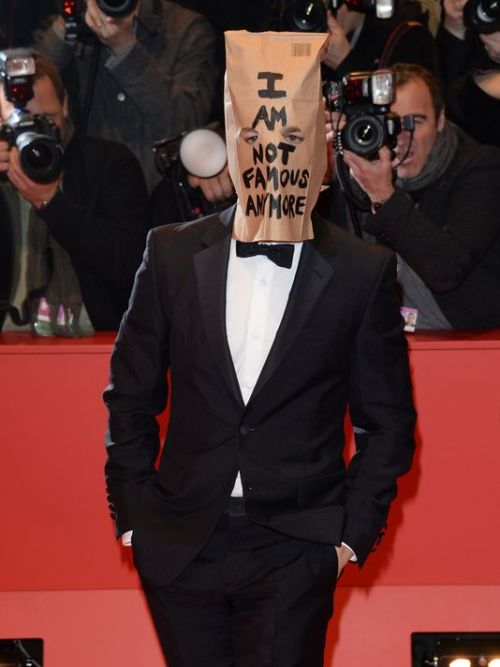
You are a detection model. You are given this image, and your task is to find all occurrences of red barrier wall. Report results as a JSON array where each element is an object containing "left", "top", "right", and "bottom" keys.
[{"left": 1, "top": 331, "right": 499, "bottom": 665}]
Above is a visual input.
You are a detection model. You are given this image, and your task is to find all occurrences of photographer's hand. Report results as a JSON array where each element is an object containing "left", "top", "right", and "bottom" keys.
[
  {"left": 187, "top": 165, "right": 234, "bottom": 203},
  {"left": 479, "top": 31, "right": 500, "bottom": 64},
  {"left": 343, "top": 147, "right": 395, "bottom": 207},
  {"left": 85, "top": 0, "right": 137, "bottom": 56},
  {"left": 0, "top": 140, "right": 11, "bottom": 175},
  {"left": 6, "top": 148, "right": 62, "bottom": 210},
  {"left": 321, "top": 11, "right": 352, "bottom": 70},
  {"left": 443, "top": 0, "right": 467, "bottom": 39}
]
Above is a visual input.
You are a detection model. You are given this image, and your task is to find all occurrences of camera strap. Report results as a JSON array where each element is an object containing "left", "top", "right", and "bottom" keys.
[{"left": 379, "top": 20, "right": 428, "bottom": 69}]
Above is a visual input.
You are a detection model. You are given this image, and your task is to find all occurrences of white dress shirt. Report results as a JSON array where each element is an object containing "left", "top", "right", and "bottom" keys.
[{"left": 226, "top": 239, "right": 303, "bottom": 495}]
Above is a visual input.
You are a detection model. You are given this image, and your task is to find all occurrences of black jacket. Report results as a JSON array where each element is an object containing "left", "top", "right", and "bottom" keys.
[
  {"left": 104, "top": 205, "right": 416, "bottom": 587},
  {"left": 0, "top": 133, "right": 149, "bottom": 331},
  {"left": 437, "top": 26, "right": 500, "bottom": 148}
]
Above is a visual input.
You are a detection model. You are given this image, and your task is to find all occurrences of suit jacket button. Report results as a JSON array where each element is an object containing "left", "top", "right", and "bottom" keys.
[{"left": 240, "top": 424, "right": 252, "bottom": 436}]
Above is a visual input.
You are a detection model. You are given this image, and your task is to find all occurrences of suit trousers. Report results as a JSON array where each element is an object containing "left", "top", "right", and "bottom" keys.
[{"left": 142, "top": 502, "right": 338, "bottom": 667}]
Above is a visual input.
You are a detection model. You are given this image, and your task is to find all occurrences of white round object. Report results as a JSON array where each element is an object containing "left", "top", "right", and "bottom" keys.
[{"left": 179, "top": 129, "right": 227, "bottom": 178}]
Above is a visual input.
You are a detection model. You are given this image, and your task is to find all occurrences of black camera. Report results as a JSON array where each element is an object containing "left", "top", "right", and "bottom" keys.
[
  {"left": 59, "top": 0, "right": 92, "bottom": 44},
  {"left": 464, "top": 0, "right": 500, "bottom": 33},
  {"left": 325, "top": 69, "right": 401, "bottom": 159},
  {"left": 59, "top": 0, "right": 139, "bottom": 42},
  {"left": 0, "top": 49, "right": 64, "bottom": 183},
  {"left": 330, "top": 0, "right": 396, "bottom": 19},
  {"left": 280, "top": 0, "right": 395, "bottom": 31},
  {"left": 152, "top": 127, "right": 234, "bottom": 223}
]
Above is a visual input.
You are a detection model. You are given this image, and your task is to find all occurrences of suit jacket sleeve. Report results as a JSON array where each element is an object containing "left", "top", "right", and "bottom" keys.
[
  {"left": 103, "top": 229, "right": 170, "bottom": 536},
  {"left": 36, "top": 139, "right": 149, "bottom": 294},
  {"left": 343, "top": 252, "right": 416, "bottom": 565},
  {"left": 362, "top": 149, "right": 500, "bottom": 294}
]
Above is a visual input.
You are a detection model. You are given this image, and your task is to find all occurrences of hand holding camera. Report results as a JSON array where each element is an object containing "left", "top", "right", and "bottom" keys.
[
  {"left": 84, "top": 0, "right": 138, "bottom": 55},
  {"left": 59, "top": 0, "right": 139, "bottom": 50},
  {"left": 342, "top": 145, "right": 395, "bottom": 205},
  {"left": 0, "top": 50, "right": 64, "bottom": 195},
  {"left": 0, "top": 144, "right": 61, "bottom": 209},
  {"left": 480, "top": 30, "right": 500, "bottom": 61},
  {"left": 322, "top": 9, "right": 353, "bottom": 70}
]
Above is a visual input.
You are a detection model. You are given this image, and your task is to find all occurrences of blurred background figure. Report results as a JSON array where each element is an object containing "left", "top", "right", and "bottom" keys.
[
  {"left": 0, "top": 50, "right": 148, "bottom": 334},
  {"left": 0, "top": 0, "right": 55, "bottom": 49},
  {"left": 317, "top": 0, "right": 439, "bottom": 79},
  {"left": 34, "top": 0, "right": 217, "bottom": 191},
  {"left": 437, "top": 0, "right": 500, "bottom": 147}
]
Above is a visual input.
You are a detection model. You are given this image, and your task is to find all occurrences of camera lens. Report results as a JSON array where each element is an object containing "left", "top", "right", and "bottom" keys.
[
  {"left": 96, "top": 0, "right": 138, "bottom": 18},
  {"left": 464, "top": 0, "right": 500, "bottom": 33},
  {"left": 342, "top": 114, "right": 386, "bottom": 159},
  {"left": 281, "top": 0, "right": 327, "bottom": 31},
  {"left": 16, "top": 132, "right": 64, "bottom": 183}
]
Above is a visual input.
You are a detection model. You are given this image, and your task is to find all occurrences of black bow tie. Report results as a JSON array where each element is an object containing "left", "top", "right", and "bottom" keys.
[{"left": 236, "top": 241, "right": 294, "bottom": 268}]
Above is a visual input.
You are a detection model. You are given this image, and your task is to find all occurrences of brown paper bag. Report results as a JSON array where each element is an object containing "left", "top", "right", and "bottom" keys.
[{"left": 225, "top": 30, "right": 328, "bottom": 243}]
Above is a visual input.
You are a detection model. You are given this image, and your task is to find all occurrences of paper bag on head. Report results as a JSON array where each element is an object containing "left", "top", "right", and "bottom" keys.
[{"left": 224, "top": 31, "right": 328, "bottom": 243}]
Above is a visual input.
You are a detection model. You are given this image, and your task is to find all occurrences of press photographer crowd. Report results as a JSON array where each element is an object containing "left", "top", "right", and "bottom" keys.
[{"left": 0, "top": 0, "right": 499, "bottom": 335}]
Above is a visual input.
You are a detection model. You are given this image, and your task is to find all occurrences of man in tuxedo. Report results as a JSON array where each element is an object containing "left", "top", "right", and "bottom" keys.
[{"left": 104, "top": 31, "right": 416, "bottom": 666}]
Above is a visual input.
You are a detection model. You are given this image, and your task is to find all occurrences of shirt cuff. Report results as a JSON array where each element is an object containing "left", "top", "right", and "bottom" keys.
[
  {"left": 121, "top": 530, "right": 133, "bottom": 546},
  {"left": 342, "top": 541, "right": 358, "bottom": 562}
]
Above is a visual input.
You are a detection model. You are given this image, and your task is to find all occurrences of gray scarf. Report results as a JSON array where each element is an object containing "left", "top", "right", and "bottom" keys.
[{"left": 396, "top": 121, "right": 459, "bottom": 193}]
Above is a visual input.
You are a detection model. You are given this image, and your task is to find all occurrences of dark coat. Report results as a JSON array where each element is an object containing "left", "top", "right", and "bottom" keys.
[
  {"left": 104, "top": 205, "right": 416, "bottom": 588},
  {"left": 0, "top": 133, "right": 149, "bottom": 331},
  {"left": 437, "top": 26, "right": 500, "bottom": 149}
]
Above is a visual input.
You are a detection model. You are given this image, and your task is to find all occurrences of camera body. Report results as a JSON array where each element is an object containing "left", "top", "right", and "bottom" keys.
[
  {"left": 325, "top": 69, "right": 401, "bottom": 160},
  {"left": 280, "top": 0, "right": 395, "bottom": 31},
  {"left": 59, "top": 0, "right": 92, "bottom": 44},
  {"left": 464, "top": 0, "right": 500, "bottom": 34},
  {"left": 59, "top": 0, "right": 139, "bottom": 41},
  {"left": 0, "top": 49, "right": 64, "bottom": 184},
  {"left": 330, "top": 0, "right": 395, "bottom": 19}
]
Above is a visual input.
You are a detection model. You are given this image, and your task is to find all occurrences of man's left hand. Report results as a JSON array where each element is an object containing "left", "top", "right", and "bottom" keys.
[
  {"left": 187, "top": 165, "right": 234, "bottom": 203},
  {"left": 7, "top": 148, "right": 61, "bottom": 210},
  {"left": 480, "top": 31, "right": 500, "bottom": 64},
  {"left": 343, "top": 146, "right": 395, "bottom": 206},
  {"left": 85, "top": 0, "right": 137, "bottom": 56},
  {"left": 335, "top": 544, "right": 354, "bottom": 578},
  {"left": 321, "top": 11, "right": 352, "bottom": 70}
]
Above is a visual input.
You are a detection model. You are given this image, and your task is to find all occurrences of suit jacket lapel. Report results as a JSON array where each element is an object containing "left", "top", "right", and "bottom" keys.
[
  {"left": 193, "top": 208, "right": 336, "bottom": 409},
  {"left": 248, "top": 213, "right": 336, "bottom": 403},
  {"left": 193, "top": 206, "right": 244, "bottom": 407}
]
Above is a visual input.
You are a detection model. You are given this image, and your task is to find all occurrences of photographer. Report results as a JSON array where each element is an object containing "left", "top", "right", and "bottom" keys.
[
  {"left": 0, "top": 51, "right": 149, "bottom": 334},
  {"left": 322, "top": 63, "right": 500, "bottom": 329},
  {"left": 34, "top": 0, "right": 217, "bottom": 191},
  {"left": 321, "top": 0, "right": 439, "bottom": 79},
  {"left": 437, "top": 0, "right": 500, "bottom": 147}
]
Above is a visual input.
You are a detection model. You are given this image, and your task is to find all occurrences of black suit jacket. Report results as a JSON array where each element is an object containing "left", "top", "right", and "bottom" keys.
[
  {"left": 0, "top": 133, "right": 149, "bottom": 331},
  {"left": 104, "top": 205, "right": 416, "bottom": 587}
]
